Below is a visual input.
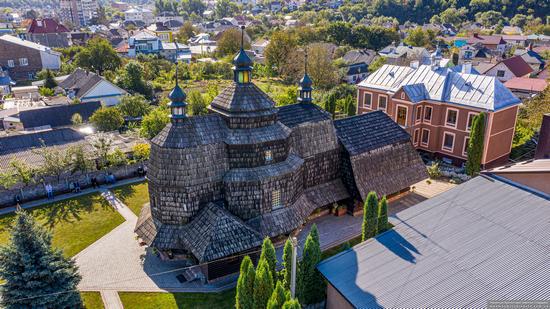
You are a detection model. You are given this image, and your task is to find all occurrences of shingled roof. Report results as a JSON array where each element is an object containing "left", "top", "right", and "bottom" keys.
[
  {"left": 58, "top": 68, "right": 104, "bottom": 98},
  {"left": 334, "top": 111, "right": 410, "bottom": 156},
  {"left": 151, "top": 114, "right": 227, "bottom": 148},
  {"left": 277, "top": 103, "right": 332, "bottom": 128},
  {"left": 209, "top": 82, "right": 276, "bottom": 115}
]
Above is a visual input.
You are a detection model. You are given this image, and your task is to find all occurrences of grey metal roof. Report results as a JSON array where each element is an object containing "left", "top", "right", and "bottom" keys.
[
  {"left": 19, "top": 101, "right": 101, "bottom": 129},
  {"left": 360, "top": 64, "right": 520, "bottom": 111},
  {"left": 317, "top": 175, "right": 550, "bottom": 309}
]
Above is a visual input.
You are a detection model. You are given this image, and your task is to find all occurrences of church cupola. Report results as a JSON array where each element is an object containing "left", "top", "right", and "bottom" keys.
[
  {"left": 168, "top": 65, "right": 187, "bottom": 123},
  {"left": 233, "top": 26, "right": 253, "bottom": 84},
  {"left": 298, "top": 51, "right": 313, "bottom": 103}
]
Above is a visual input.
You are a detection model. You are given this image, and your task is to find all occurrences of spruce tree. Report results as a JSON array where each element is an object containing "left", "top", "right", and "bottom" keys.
[
  {"left": 236, "top": 255, "right": 256, "bottom": 309},
  {"left": 466, "top": 112, "right": 486, "bottom": 176},
  {"left": 43, "top": 69, "right": 57, "bottom": 89},
  {"left": 362, "top": 191, "right": 379, "bottom": 241},
  {"left": 377, "top": 196, "right": 388, "bottom": 233},
  {"left": 297, "top": 232, "right": 325, "bottom": 305},
  {"left": 253, "top": 259, "right": 274, "bottom": 309},
  {"left": 0, "top": 211, "right": 82, "bottom": 309},
  {"left": 260, "top": 237, "right": 277, "bottom": 283},
  {"left": 282, "top": 299, "right": 302, "bottom": 309},
  {"left": 267, "top": 280, "right": 287, "bottom": 309},
  {"left": 282, "top": 238, "right": 293, "bottom": 290}
]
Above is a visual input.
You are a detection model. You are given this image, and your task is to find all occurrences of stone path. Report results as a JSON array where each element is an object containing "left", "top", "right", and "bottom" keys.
[{"left": 100, "top": 290, "right": 124, "bottom": 309}]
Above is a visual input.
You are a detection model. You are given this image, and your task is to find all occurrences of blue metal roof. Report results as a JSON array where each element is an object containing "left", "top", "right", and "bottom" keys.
[{"left": 317, "top": 175, "right": 550, "bottom": 308}]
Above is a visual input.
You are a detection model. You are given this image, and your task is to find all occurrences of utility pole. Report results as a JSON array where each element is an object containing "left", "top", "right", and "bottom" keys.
[{"left": 290, "top": 236, "right": 298, "bottom": 299}]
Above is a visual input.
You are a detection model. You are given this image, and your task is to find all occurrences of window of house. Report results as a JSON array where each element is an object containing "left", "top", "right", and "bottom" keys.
[
  {"left": 363, "top": 93, "right": 372, "bottom": 108},
  {"left": 378, "top": 95, "right": 387, "bottom": 112},
  {"left": 467, "top": 113, "right": 477, "bottom": 131},
  {"left": 415, "top": 106, "right": 422, "bottom": 122},
  {"left": 19, "top": 58, "right": 28, "bottom": 66},
  {"left": 424, "top": 106, "right": 432, "bottom": 122},
  {"left": 396, "top": 105, "right": 407, "bottom": 127},
  {"left": 463, "top": 137, "right": 470, "bottom": 156},
  {"left": 496, "top": 70, "right": 505, "bottom": 77},
  {"left": 272, "top": 190, "right": 282, "bottom": 210},
  {"left": 265, "top": 150, "right": 273, "bottom": 163},
  {"left": 421, "top": 129, "right": 430, "bottom": 146},
  {"left": 446, "top": 108, "right": 458, "bottom": 127},
  {"left": 7, "top": 60, "right": 14, "bottom": 67},
  {"left": 413, "top": 129, "right": 420, "bottom": 145},
  {"left": 442, "top": 132, "right": 455, "bottom": 151}
]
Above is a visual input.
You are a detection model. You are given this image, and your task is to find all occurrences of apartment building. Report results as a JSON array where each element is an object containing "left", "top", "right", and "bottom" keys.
[
  {"left": 59, "top": 0, "right": 99, "bottom": 27},
  {"left": 356, "top": 63, "right": 521, "bottom": 168}
]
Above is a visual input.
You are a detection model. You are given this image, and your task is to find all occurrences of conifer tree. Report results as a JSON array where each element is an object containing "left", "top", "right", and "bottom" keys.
[
  {"left": 282, "top": 238, "right": 293, "bottom": 290},
  {"left": 309, "top": 224, "right": 320, "bottom": 247},
  {"left": 267, "top": 280, "right": 287, "bottom": 309},
  {"left": 43, "top": 69, "right": 57, "bottom": 89},
  {"left": 466, "top": 112, "right": 486, "bottom": 176},
  {"left": 0, "top": 211, "right": 82, "bottom": 309},
  {"left": 282, "top": 299, "right": 302, "bottom": 309},
  {"left": 377, "top": 196, "right": 388, "bottom": 233},
  {"left": 253, "top": 259, "right": 274, "bottom": 309},
  {"left": 236, "top": 255, "right": 256, "bottom": 309},
  {"left": 297, "top": 231, "right": 325, "bottom": 305},
  {"left": 260, "top": 237, "right": 278, "bottom": 283},
  {"left": 362, "top": 191, "right": 379, "bottom": 241}
]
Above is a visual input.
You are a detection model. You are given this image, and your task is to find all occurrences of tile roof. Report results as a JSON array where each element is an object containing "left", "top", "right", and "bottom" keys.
[
  {"left": 27, "top": 18, "right": 69, "bottom": 34},
  {"left": 318, "top": 175, "right": 550, "bottom": 308},
  {"left": 333, "top": 111, "right": 410, "bottom": 156},
  {"left": 467, "top": 34, "right": 506, "bottom": 45},
  {"left": 277, "top": 103, "right": 332, "bottom": 128},
  {"left": 499, "top": 55, "right": 534, "bottom": 77},
  {"left": 360, "top": 64, "right": 521, "bottom": 111},
  {"left": 504, "top": 77, "right": 548, "bottom": 92},
  {"left": 19, "top": 101, "right": 101, "bottom": 129}
]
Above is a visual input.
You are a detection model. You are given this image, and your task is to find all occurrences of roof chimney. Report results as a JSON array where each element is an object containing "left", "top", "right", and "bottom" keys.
[
  {"left": 535, "top": 114, "right": 550, "bottom": 159},
  {"left": 462, "top": 62, "right": 472, "bottom": 74},
  {"left": 473, "top": 33, "right": 480, "bottom": 38}
]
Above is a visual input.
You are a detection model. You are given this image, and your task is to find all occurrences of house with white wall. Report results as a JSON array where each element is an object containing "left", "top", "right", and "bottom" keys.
[
  {"left": 59, "top": 68, "right": 127, "bottom": 106},
  {"left": 479, "top": 55, "right": 534, "bottom": 82}
]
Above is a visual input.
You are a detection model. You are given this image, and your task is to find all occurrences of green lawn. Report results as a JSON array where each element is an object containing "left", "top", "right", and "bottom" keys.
[
  {"left": 0, "top": 193, "right": 125, "bottom": 257},
  {"left": 111, "top": 182, "right": 149, "bottom": 216},
  {"left": 82, "top": 292, "right": 104, "bottom": 309},
  {"left": 119, "top": 290, "right": 236, "bottom": 309}
]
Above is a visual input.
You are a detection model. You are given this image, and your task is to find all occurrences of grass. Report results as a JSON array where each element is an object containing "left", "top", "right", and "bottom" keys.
[
  {"left": 111, "top": 182, "right": 149, "bottom": 216},
  {"left": 0, "top": 193, "right": 125, "bottom": 257},
  {"left": 118, "top": 289, "right": 236, "bottom": 309},
  {"left": 81, "top": 292, "right": 104, "bottom": 309}
]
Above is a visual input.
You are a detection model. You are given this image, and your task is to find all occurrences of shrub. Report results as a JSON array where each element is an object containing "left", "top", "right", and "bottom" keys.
[{"left": 427, "top": 161, "right": 441, "bottom": 179}]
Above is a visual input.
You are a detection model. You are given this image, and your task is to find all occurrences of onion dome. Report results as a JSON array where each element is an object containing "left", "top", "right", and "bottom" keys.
[{"left": 168, "top": 66, "right": 187, "bottom": 123}]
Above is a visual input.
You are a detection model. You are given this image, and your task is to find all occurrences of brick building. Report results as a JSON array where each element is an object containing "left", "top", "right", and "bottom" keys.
[
  {"left": 135, "top": 35, "right": 427, "bottom": 281},
  {"left": 0, "top": 35, "right": 61, "bottom": 81},
  {"left": 25, "top": 18, "right": 70, "bottom": 48},
  {"left": 356, "top": 63, "right": 521, "bottom": 167}
]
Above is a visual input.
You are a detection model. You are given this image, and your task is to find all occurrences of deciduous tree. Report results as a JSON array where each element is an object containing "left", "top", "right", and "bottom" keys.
[
  {"left": 75, "top": 37, "right": 121, "bottom": 74},
  {"left": 117, "top": 95, "right": 151, "bottom": 118},
  {"left": 140, "top": 107, "right": 169, "bottom": 139},
  {"left": 90, "top": 107, "right": 124, "bottom": 132}
]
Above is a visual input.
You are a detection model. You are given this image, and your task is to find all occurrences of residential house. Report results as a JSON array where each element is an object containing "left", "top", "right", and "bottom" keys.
[
  {"left": 58, "top": 68, "right": 127, "bottom": 106},
  {"left": 127, "top": 31, "right": 162, "bottom": 57},
  {"left": 357, "top": 64, "right": 521, "bottom": 167},
  {"left": 514, "top": 45, "right": 546, "bottom": 73},
  {"left": 0, "top": 35, "right": 61, "bottom": 81},
  {"left": 501, "top": 25, "right": 522, "bottom": 35},
  {"left": 378, "top": 43, "right": 431, "bottom": 66},
  {"left": 504, "top": 77, "right": 548, "bottom": 99},
  {"left": 25, "top": 18, "right": 70, "bottom": 48},
  {"left": 502, "top": 34, "right": 528, "bottom": 47},
  {"left": 342, "top": 49, "right": 377, "bottom": 84},
  {"left": 466, "top": 33, "right": 506, "bottom": 53},
  {"left": 318, "top": 170, "right": 550, "bottom": 309},
  {"left": 478, "top": 55, "right": 533, "bottom": 82},
  {"left": 160, "top": 42, "right": 192, "bottom": 63},
  {"left": 154, "top": 12, "right": 184, "bottom": 25},
  {"left": 124, "top": 8, "right": 154, "bottom": 26},
  {"left": 535, "top": 114, "right": 550, "bottom": 160},
  {"left": 251, "top": 38, "right": 269, "bottom": 56},
  {"left": 146, "top": 22, "right": 174, "bottom": 42}
]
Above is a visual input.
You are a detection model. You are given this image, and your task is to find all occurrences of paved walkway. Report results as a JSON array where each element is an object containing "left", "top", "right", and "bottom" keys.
[
  {"left": 100, "top": 290, "right": 124, "bottom": 309},
  {"left": 0, "top": 177, "right": 146, "bottom": 216}
]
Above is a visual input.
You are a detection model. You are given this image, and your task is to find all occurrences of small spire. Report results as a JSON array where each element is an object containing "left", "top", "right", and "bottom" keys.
[
  {"left": 298, "top": 49, "right": 313, "bottom": 104},
  {"left": 240, "top": 25, "right": 245, "bottom": 50},
  {"left": 304, "top": 48, "right": 308, "bottom": 75}
]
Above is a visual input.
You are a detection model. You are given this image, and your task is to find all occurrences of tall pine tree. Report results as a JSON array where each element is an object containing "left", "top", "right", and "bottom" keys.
[
  {"left": 260, "top": 237, "right": 277, "bottom": 283},
  {"left": 297, "top": 231, "right": 325, "bottom": 305},
  {"left": 466, "top": 112, "right": 486, "bottom": 176},
  {"left": 236, "top": 255, "right": 256, "bottom": 309},
  {"left": 377, "top": 196, "right": 388, "bottom": 233},
  {"left": 281, "top": 238, "right": 293, "bottom": 290},
  {"left": 253, "top": 259, "right": 274, "bottom": 309},
  {"left": 0, "top": 211, "right": 82, "bottom": 309},
  {"left": 362, "top": 191, "right": 379, "bottom": 241},
  {"left": 267, "top": 280, "right": 287, "bottom": 309}
]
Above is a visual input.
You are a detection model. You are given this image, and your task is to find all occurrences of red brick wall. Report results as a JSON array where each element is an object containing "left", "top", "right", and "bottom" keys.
[{"left": 0, "top": 40, "right": 43, "bottom": 80}]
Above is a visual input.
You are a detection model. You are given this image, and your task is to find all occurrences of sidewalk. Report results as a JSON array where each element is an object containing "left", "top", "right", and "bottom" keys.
[{"left": 0, "top": 177, "right": 146, "bottom": 216}]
